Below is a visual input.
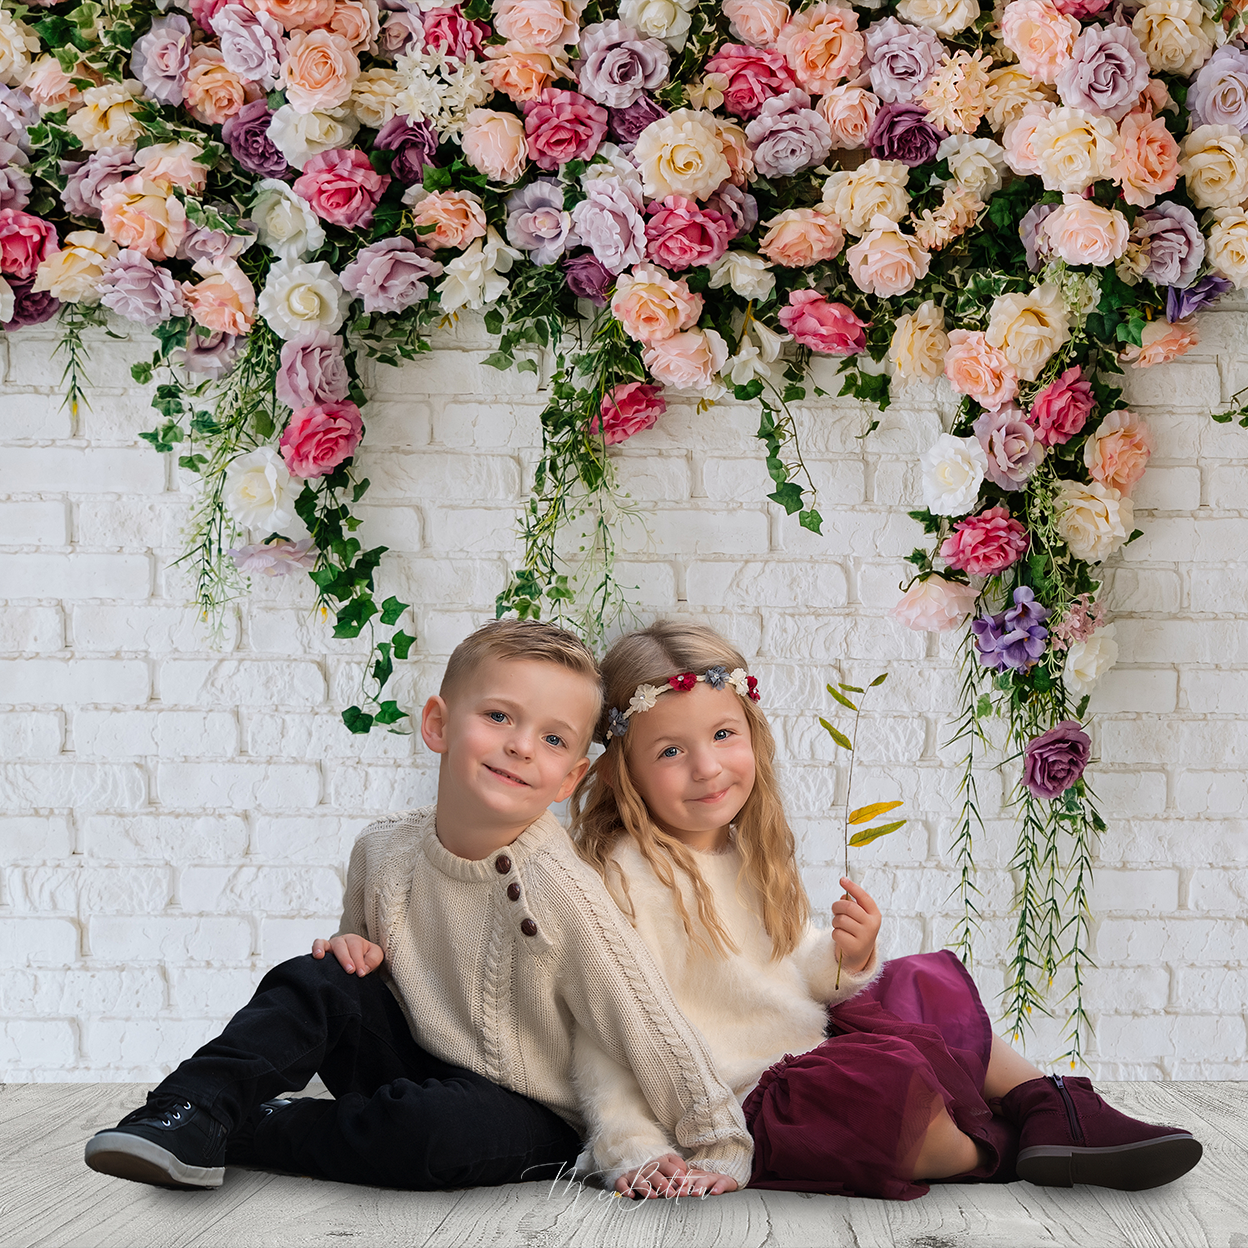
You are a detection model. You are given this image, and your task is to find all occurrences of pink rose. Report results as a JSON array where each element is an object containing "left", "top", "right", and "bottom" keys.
[
  {"left": 279, "top": 399, "right": 364, "bottom": 478},
  {"left": 182, "top": 259, "right": 257, "bottom": 335},
  {"left": 778, "top": 288, "right": 866, "bottom": 355},
  {"left": 1120, "top": 318, "right": 1198, "bottom": 368},
  {"left": 943, "top": 330, "right": 1018, "bottom": 411},
  {"left": 818, "top": 84, "right": 880, "bottom": 149},
  {"left": 0, "top": 209, "right": 57, "bottom": 279},
  {"left": 999, "top": 0, "right": 1079, "bottom": 86},
  {"left": 183, "top": 46, "right": 254, "bottom": 125},
  {"left": 776, "top": 2, "right": 865, "bottom": 95},
  {"left": 1041, "top": 196, "right": 1130, "bottom": 266},
  {"left": 406, "top": 190, "right": 487, "bottom": 250},
  {"left": 891, "top": 574, "right": 978, "bottom": 632},
  {"left": 642, "top": 328, "right": 731, "bottom": 394},
  {"left": 1084, "top": 408, "right": 1152, "bottom": 496},
  {"left": 276, "top": 331, "right": 350, "bottom": 409},
  {"left": 845, "top": 215, "right": 931, "bottom": 297},
  {"left": 1113, "top": 112, "right": 1180, "bottom": 208},
  {"left": 759, "top": 206, "right": 843, "bottom": 266},
  {"left": 723, "top": 0, "right": 792, "bottom": 48},
  {"left": 704, "top": 44, "right": 797, "bottom": 120},
  {"left": 1028, "top": 365, "right": 1094, "bottom": 446},
  {"left": 644, "top": 196, "right": 734, "bottom": 271},
  {"left": 422, "top": 7, "right": 490, "bottom": 60},
  {"left": 493, "top": 0, "right": 579, "bottom": 50},
  {"left": 280, "top": 29, "right": 359, "bottom": 114},
  {"left": 589, "top": 381, "right": 666, "bottom": 444},
  {"left": 940, "top": 506, "right": 1030, "bottom": 577},
  {"left": 461, "top": 109, "right": 529, "bottom": 184},
  {"left": 611, "top": 262, "right": 703, "bottom": 344},
  {"left": 523, "top": 88, "right": 608, "bottom": 172},
  {"left": 293, "top": 148, "right": 390, "bottom": 229}
]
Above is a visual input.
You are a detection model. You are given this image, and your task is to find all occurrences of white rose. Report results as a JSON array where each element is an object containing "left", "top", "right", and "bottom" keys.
[
  {"left": 1055, "top": 479, "right": 1133, "bottom": 563},
  {"left": 267, "top": 105, "right": 361, "bottom": 171},
  {"left": 821, "top": 159, "right": 911, "bottom": 236},
  {"left": 1207, "top": 208, "right": 1248, "bottom": 288},
  {"left": 890, "top": 300, "right": 949, "bottom": 383},
  {"left": 985, "top": 284, "right": 1070, "bottom": 383},
  {"left": 937, "top": 135, "right": 1007, "bottom": 198},
  {"left": 248, "top": 181, "right": 327, "bottom": 263},
  {"left": 921, "top": 433, "right": 988, "bottom": 516},
  {"left": 895, "top": 0, "right": 978, "bottom": 36},
  {"left": 1132, "top": 0, "right": 1214, "bottom": 79},
  {"left": 349, "top": 68, "right": 404, "bottom": 130},
  {"left": 224, "top": 447, "right": 298, "bottom": 532},
  {"left": 1063, "top": 624, "right": 1119, "bottom": 696},
  {"left": 724, "top": 318, "right": 789, "bottom": 386},
  {"left": 0, "top": 11, "right": 39, "bottom": 87},
  {"left": 1180, "top": 125, "right": 1248, "bottom": 211},
  {"left": 437, "top": 227, "right": 522, "bottom": 313},
  {"left": 259, "top": 259, "right": 352, "bottom": 340},
  {"left": 581, "top": 142, "right": 644, "bottom": 196},
  {"left": 1032, "top": 106, "right": 1117, "bottom": 194},
  {"left": 618, "top": 0, "right": 697, "bottom": 50},
  {"left": 633, "top": 108, "right": 731, "bottom": 201},
  {"left": 708, "top": 251, "right": 776, "bottom": 301}
]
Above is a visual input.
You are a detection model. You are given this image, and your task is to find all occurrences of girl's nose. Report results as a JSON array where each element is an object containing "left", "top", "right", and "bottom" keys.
[{"left": 689, "top": 748, "right": 722, "bottom": 781}]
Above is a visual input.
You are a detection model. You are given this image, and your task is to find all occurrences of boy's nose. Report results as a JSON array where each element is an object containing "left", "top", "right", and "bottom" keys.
[{"left": 506, "top": 729, "right": 536, "bottom": 759}]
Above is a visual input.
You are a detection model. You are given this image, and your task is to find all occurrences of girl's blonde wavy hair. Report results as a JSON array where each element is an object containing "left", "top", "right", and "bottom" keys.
[{"left": 571, "top": 620, "right": 809, "bottom": 960}]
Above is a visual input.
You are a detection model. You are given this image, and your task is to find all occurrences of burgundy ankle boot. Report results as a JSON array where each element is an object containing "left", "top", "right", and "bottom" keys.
[{"left": 999, "top": 1075, "right": 1202, "bottom": 1191}]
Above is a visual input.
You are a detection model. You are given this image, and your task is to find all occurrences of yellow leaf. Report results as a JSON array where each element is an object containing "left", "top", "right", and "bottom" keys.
[
  {"left": 848, "top": 819, "right": 906, "bottom": 847},
  {"left": 848, "top": 800, "right": 903, "bottom": 825},
  {"left": 819, "top": 718, "right": 852, "bottom": 750}
]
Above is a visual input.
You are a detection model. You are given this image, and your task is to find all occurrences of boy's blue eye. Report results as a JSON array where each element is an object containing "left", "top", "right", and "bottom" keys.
[
  {"left": 544, "top": 734, "right": 565, "bottom": 748},
  {"left": 487, "top": 711, "right": 507, "bottom": 723}
]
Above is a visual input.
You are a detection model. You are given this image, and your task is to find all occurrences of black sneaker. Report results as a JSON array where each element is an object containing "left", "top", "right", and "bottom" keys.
[
  {"left": 84, "top": 1093, "right": 227, "bottom": 1189},
  {"left": 225, "top": 1098, "right": 293, "bottom": 1169}
]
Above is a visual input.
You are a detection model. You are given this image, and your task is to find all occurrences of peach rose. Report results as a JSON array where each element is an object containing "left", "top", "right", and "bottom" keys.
[
  {"left": 1180, "top": 125, "right": 1248, "bottom": 210},
  {"left": 985, "top": 283, "right": 1071, "bottom": 383},
  {"left": 999, "top": 0, "right": 1079, "bottom": 86},
  {"left": 776, "top": 2, "right": 864, "bottom": 95},
  {"left": 135, "top": 142, "right": 210, "bottom": 195},
  {"left": 182, "top": 258, "right": 257, "bottom": 335},
  {"left": 100, "top": 176, "right": 188, "bottom": 262},
  {"left": 253, "top": 0, "right": 336, "bottom": 32},
  {"left": 759, "top": 207, "right": 844, "bottom": 267},
  {"left": 1084, "top": 409, "right": 1151, "bottom": 495},
  {"left": 493, "top": 0, "right": 581, "bottom": 50},
  {"left": 461, "top": 109, "right": 529, "bottom": 184},
  {"left": 1040, "top": 197, "right": 1130, "bottom": 267},
  {"left": 1032, "top": 106, "right": 1117, "bottom": 193},
  {"left": 846, "top": 214, "right": 930, "bottom": 297},
  {"left": 1113, "top": 112, "right": 1180, "bottom": 207},
  {"left": 31, "top": 231, "right": 117, "bottom": 304},
  {"left": 328, "top": 0, "right": 380, "bottom": 52},
  {"left": 482, "top": 41, "right": 571, "bottom": 103},
  {"left": 1001, "top": 103, "right": 1054, "bottom": 177},
  {"left": 1207, "top": 208, "right": 1248, "bottom": 288},
  {"left": 890, "top": 299, "right": 949, "bottom": 383},
  {"left": 281, "top": 29, "right": 359, "bottom": 114},
  {"left": 820, "top": 158, "right": 910, "bottom": 236},
  {"left": 1132, "top": 0, "right": 1213, "bottom": 79},
  {"left": 891, "top": 574, "right": 978, "bottom": 632},
  {"left": 405, "top": 189, "right": 488, "bottom": 251},
  {"left": 184, "top": 47, "right": 253, "bottom": 125},
  {"left": 1119, "top": 318, "right": 1198, "bottom": 367},
  {"left": 611, "top": 261, "right": 703, "bottom": 344},
  {"left": 817, "top": 84, "right": 879, "bottom": 150},
  {"left": 716, "top": 119, "right": 755, "bottom": 188},
  {"left": 23, "top": 56, "right": 84, "bottom": 111},
  {"left": 944, "top": 329, "right": 1018, "bottom": 411},
  {"left": 642, "top": 327, "right": 730, "bottom": 395},
  {"left": 984, "top": 64, "right": 1055, "bottom": 132},
  {"left": 634, "top": 108, "right": 732, "bottom": 200},
  {"left": 66, "top": 81, "right": 146, "bottom": 152},
  {"left": 724, "top": 0, "right": 791, "bottom": 47}
]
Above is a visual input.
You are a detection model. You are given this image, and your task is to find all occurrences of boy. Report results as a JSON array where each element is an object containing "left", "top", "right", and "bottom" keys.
[{"left": 84, "top": 620, "right": 751, "bottom": 1195}]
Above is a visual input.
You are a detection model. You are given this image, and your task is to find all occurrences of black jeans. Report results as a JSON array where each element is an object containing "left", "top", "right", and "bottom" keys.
[{"left": 158, "top": 953, "right": 582, "bottom": 1189}]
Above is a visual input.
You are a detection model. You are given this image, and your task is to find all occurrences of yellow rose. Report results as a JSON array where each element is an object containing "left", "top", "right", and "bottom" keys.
[
  {"left": 633, "top": 108, "right": 732, "bottom": 200},
  {"left": 820, "top": 159, "right": 911, "bottom": 236},
  {"left": 0, "top": 11, "right": 39, "bottom": 87},
  {"left": 1207, "top": 208, "right": 1248, "bottom": 288},
  {"left": 31, "top": 231, "right": 118, "bottom": 304},
  {"left": 66, "top": 80, "right": 146, "bottom": 152},
  {"left": 349, "top": 68, "right": 404, "bottom": 129},
  {"left": 1132, "top": 0, "right": 1214, "bottom": 78},
  {"left": 984, "top": 64, "right": 1056, "bottom": 133},
  {"left": 985, "top": 284, "right": 1071, "bottom": 382},
  {"left": 890, "top": 300, "right": 949, "bottom": 382},
  {"left": 1180, "top": 125, "right": 1248, "bottom": 210}
]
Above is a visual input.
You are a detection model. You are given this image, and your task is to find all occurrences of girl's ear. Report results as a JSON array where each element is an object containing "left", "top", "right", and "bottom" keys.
[{"left": 420, "top": 695, "right": 450, "bottom": 754}]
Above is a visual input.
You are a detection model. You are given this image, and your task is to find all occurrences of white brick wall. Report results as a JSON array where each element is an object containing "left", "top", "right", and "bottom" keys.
[{"left": 2, "top": 310, "right": 1247, "bottom": 1082}]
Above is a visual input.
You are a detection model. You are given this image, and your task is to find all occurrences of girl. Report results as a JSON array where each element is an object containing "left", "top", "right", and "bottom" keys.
[{"left": 570, "top": 620, "right": 1202, "bottom": 1200}]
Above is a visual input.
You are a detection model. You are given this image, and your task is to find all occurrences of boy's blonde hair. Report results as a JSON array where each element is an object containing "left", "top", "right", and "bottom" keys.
[
  {"left": 441, "top": 619, "right": 603, "bottom": 748},
  {"left": 571, "top": 620, "right": 809, "bottom": 960}
]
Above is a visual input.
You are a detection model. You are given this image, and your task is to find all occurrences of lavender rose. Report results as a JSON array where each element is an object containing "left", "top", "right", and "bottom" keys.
[
  {"left": 562, "top": 252, "right": 614, "bottom": 305},
  {"left": 974, "top": 405, "right": 1045, "bottom": 491},
  {"left": 1188, "top": 44, "right": 1248, "bottom": 132},
  {"left": 221, "top": 101, "right": 288, "bottom": 180},
  {"left": 61, "top": 148, "right": 139, "bottom": 219},
  {"left": 180, "top": 220, "right": 258, "bottom": 265},
  {"left": 130, "top": 14, "right": 194, "bottom": 106},
  {"left": 577, "top": 20, "right": 670, "bottom": 110},
  {"left": 0, "top": 162, "right": 31, "bottom": 213},
  {"left": 703, "top": 182, "right": 757, "bottom": 236},
  {"left": 569, "top": 177, "right": 646, "bottom": 274},
  {"left": 340, "top": 237, "right": 443, "bottom": 314},
  {"left": 608, "top": 94, "right": 667, "bottom": 145},
  {"left": 1167, "top": 273, "right": 1231, "bottom": 322},
  {"left": 1023, "top": 720, "right": 1091, "bottom": 800},
  {"left": 1019, "top": 202, "right": 1058, "bottom": 272},
  {"left": 867, "top": 102, "right": 946, "bottom": 167},
  {"left": 212, "top": 4, "right": 286, "bottom": 93},
  {"left": 97, "top": 250, "right": 189, "bottom": 327},
  {"left": 374, "top": 116, "right": 439, "bottom": 186},
  {"left": 1055, "top": 24, "right": 1150, "bottom": 122},
  {"left": 745, "top": 89, "right": 832, "bottom": 178},
  {"left": 378, "top": 10, "right": 423, "bottom": 58},
  {"left": 276, "top": 331, "right": 351, "bottom": 409},
  {"left": 505, "top": 179, "right": 574, "bottom": 265},
  {"left": 0, "top": 87, "right": 36, "bottom": 152},
  {"left": 174, "top": 328, "right": 241, "bottom": 380},
  {"left": 1135, "top": 202, "right": 1204, "bottom": 289},
  {"left": 2, "top": 274, "right": 59, "bottom": 330},
  {"left": 863, "top": 18, "right": 943, "bottom": 104}
]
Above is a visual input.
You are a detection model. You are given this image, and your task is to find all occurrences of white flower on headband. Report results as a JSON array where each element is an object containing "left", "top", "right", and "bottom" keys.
[
  {"left": 728, "top": 668, "right": 751, "bottom": 698},
  {"left": 629, "top": 684, "right": 664, "bottom": 715}
]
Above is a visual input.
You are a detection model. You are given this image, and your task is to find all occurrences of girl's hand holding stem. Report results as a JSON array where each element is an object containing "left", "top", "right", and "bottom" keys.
[{"left": 831, "top": 876, "right": 881, "bottom": 974}]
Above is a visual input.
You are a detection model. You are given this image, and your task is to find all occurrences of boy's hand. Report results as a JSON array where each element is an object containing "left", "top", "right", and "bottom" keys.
[
  {"left": 615, "top": 1154, "right": 738, "bottom": 1199},
  {"left": 831, "top": 876, "right": 881, "bottom": 974},
  {"left": 312, "top": 933, "right": 384, "bottom": 977}
]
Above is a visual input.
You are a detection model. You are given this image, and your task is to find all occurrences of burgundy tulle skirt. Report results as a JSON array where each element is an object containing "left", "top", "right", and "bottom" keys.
[{"left": 742, "top": 950, "right": 1011, "bottom": 1200}]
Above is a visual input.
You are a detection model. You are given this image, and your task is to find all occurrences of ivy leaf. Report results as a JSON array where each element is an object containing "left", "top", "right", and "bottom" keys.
[
  {"left": 825, "top": 684, "right": 858, "bottom": 711},
  {"left": 848, "top": 819, "right": 907, "bottom": 847},
  {"left": 391, "top": 630, "right": 416, "bottom": 660},
  {"left": 342, "top": 706, "right": 374, "bottom": 734},
  {"left": 849, "top": 800, "right": 903, "bottom": 825},
  {"left": 768, "top": 481, "right": 804, "bottom": 514},
  {"left": 373, "top": 700, "right": 407, "bottom": 725},
  {"left": 798, "top": 508, "right": 822, "bottom": 534},
  {"left": 379, "top": 595, "right": 409, "bottom": 626},
  {"left": 819, "top": 718, "right": 852, "bottom": 750}
]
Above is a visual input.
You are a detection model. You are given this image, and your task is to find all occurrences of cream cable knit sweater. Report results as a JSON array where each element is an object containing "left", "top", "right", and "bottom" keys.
[
  {"left": 337, "top": 804, "right": 754, "bottom": 1186},
  {"left": 573, "top": 838, "right": 881, "bottom": 1179}
]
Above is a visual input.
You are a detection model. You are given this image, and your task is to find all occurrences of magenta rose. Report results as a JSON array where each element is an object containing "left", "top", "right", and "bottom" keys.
[
  {"left": 276, "top": 331, "right": 350, "bottom": 410},
  {"left": 0, "top": 209, "right": 57, "bottom": 279},
  {"left": 778, "top": 289, "right": 867, "bottom": 355},
  {"left": 523, "top": 88, "right": 609, "bottom": 172},
  {"left": 2, "top": 274, "right": 59, "bottom": 330},
  {"left": 1028, "top": 366, "right": 1095, "bottom": 447},
  {"left": 576, "top": 20, "right": 670, "bottom": 110},
  {"left": 867, "top": 102, "right": 946, "bottom": 167},
  {"left": 130, "top": 14, "right": 194, "bottom": 106},
  {"left": 340, "top": 236, "right": 443, "bottom": 313},
  {"left": 423, "top": 7, "right": 490, "bottom": 60},
  {"left": 293, "top": 149, "right": 391, "bottom": 229},
  {"left": 279, "top": 400, "right": 365, "bottom": 479},
  {"left": 704, "top": 44, "right": 797, "bottom": 120},
  {"left": 644, "top": 196, "right": 734, "bottom": 271},
  {"left": 940, "top": 505, "right": 1029, "bottom": 577},
  {"left": 1023, "top": 720, "right": 1092, "bottom": 800},
  {"left": 589, "top": 381, "right": 666, "bottom": 444}
]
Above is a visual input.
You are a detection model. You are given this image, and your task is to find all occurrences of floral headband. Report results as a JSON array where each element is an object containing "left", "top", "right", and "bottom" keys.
[{"left": 604, "top": 666, "right": 760, "bottom": 741}]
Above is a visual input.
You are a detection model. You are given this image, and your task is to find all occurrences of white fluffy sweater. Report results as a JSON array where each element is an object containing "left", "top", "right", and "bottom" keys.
[{"left": 573, "top": 837, "right": 880, "bottom": 1180}]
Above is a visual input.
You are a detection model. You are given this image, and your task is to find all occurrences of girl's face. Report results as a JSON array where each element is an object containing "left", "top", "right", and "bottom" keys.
[{"left": 625, "top": 680, "right": 757, "bottom": 853}]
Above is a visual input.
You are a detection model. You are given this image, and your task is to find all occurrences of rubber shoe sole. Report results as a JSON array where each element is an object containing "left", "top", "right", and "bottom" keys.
[
  {"left": 1017, "top": 1133, "right": 1202, "bottom": 1191},
  {"left": 85, "top": 1132, "right": 224, "bottom": 1189}
]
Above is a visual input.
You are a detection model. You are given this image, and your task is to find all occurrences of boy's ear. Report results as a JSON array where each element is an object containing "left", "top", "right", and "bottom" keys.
[
  {"left": 554, "top": 755, "right": 592, "bottom": 805},
  {"left": 420, "top": 695, "right": 450, "bottom": 754}
]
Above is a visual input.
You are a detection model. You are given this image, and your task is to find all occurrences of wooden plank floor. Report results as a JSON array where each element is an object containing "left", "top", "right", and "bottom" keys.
[{"left": 1, "top": 1083, "right": 1244, "bottom": 1248}]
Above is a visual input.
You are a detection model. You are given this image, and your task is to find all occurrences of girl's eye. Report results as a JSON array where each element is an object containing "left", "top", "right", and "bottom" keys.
[
  {"left": 714, "top": 728, "right": 732, "bottom": 741},
  {"left": 660, "top": 746, "right": 680, "bottom": 759},
  {"left": 544, "top": 734, "right": 565, "bottom": 748},
  {"left": 487, "top": 711, "right": 507, "bottom": 724}
]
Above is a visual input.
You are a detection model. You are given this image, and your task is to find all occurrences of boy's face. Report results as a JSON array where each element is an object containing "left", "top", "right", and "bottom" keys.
[{"left": 422, "top": 656, "right": 599, "bottom": 831}]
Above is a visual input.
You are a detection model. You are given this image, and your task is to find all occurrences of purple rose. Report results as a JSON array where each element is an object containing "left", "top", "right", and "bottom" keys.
[
  {"left": 973, "top": 586, "right": 1050, "bottom": 673},
  {"left": 378, "top": 10, "right": 423, "bottom": 58},
  {"left": 505, "top": 179, "right": 574, "bottom": 265},
  {"left": 340, "top": 237, "right": 443, "bottom": 314},
  {"left": 863, "top": 17, "right": 943, "bottom": 104},
  {"left": 212, "top": 4, "right": 286, "bottom": 92},
  {"left": 374, "top": 116, "right": 439, "bottom": 186},
  {"left": 180, "top": 219, "right": 258, "bottom": 265},
  {"left": 1022, "top": 720, "right": 1091, "bottom": 800},
  {"left": 568, "top": 177, "right": 645, "bottom": 274},
  {"left": 0, "top": 87, "right": 36, "bottom": 152},
  {"left": 1134, "top": 202, "right": 1204, "bottom": 289},
  {"left": 221, "top": 101, "right": 288, "bottom": 179},
  {"left": 61, "top": 148, "right": 139, "bottom": 219},
  {"left": 2, "top": 274, "right": 59, "bottom": 330},
  {"left": 867, "top": 102, "right": 946, "bottom": 167},
  {"left": 608, "top": 94, "right": 667, "bottom": 145},
  {"left": 1188, "top": 44, "right": 1248, "bottom": 132},
  {"left": 1019, "top": 202, "right": 1057, "bottom": 272},
  {"left": 703, "top": 182, "right": 757, "bottom": 236},
  {"left": 1166, "top": 273, "right": 1231, "bottom": 322},
  {"left": 97, "top": 250, "right": 189, "bottom": 327},
  {"left": 745, "top": 89, "right": 832, "bottom": 178},
  {"left": 576, "top": 20, "right": 670, "bottom": 109},
  {"left": 174, "top": 329, "right": 241, "bottom": 380},
  {"left": 562, "top": 252, "right": 613, "bottom": 305},
  {"left": 974, "top": 405, "right": 1045, "bottom": 491},
  {"left": 0, "top": 162, "right": 31, "bottom": 213},
  {"left": 130, "top": 14, "right": 194, "bottom": 105},
  {"left": 276, "top": 332, "right": 351, "bottom": 409},
  {"left": 1055, "top": 24, "right": 1150, "bottom": 122}
]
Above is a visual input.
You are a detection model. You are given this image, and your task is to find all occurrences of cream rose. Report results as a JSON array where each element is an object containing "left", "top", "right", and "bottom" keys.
[
  {"left": 66, "top": 80, "right": 146, "bottom": 152},
  {"left": 1002, "top": 103, "right": 1055, "bottom": 177},
  {"left": 1055, "top": 480, "right": 1133, "bottom": 563},
  {"left": 1063, "top": 624, "right": 1119, "bottom": 696},
  {"left": 224, "top": 447, "right": 299, "bottom": 532},
  {"left": 818, "top": 84, "right": 880, "bottom": 150},
  {"left": 820, "top": 159, "right": 911, "bottom": 236},
  {"left": 984, "top": 64, "right": 1056, "bottom": 132},
  {"left": 1132, "top": 0, "right": 1214, "bottom": 79},
  {"left": 921, "top": 433, "right": 988, "bottom": 517},
  {"left": 1207, "top": 208, "right": 1248, "bottom": 288},
  {"left": 461, "top": 109, "right": 529, "bottom": 185},
  {"left": 890, "top": 300, "right": 949, "bottom": 383},
  {"left": 846, "top": 215, "right": 931, "bottom": 298},
  {"left": 895, "top": 0, "right": 978, "bottom": 37},
  {"left": 724, "top": 0, "right": 792, "bottom": 47},
  {"left": 1180, "top": 125, "right": 1248, "bottom": 211},
  {"left": 259, "top": 258, "right": 352, "bottom": 339},
  {"left": 0, "top": 11, "right": 39, "bottom": 87},
  {"left": 633, "top": 108, "right": 732, "bottom": 201},
  {"left": 248, "top": 180, "right": 327, "bottom": 262},
  {"left": 708, "top": 252, "right": 776, "bottom": 301},
  {"left": 1032, "top": 107, "right": 1117, "bottom": 194},
  {"left": 268, "top": 105, "right": 361, "bottom": 170},
  {"left": 349, "top": 68, "right": 404, "bottom": 129},
  {"left": 619, "top": 0, "right": 697, "bottom": 51},
  {"left": 937, "top": 135, "right": 1007, "bottom": 198},
  {"left": 984, "top": 284, "right": 1071, "bottom": 383},
  {"left": 1040, "top": 198, "right": 1130, "bottom": 269},
  {"left": 31, "top": 231, "right": 118, "bottom": 304}
]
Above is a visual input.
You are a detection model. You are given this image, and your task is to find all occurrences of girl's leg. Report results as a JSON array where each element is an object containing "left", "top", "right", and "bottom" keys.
[
  {"left": 910, "top": 1104, "right": 983, "bottom": 1180},
  {"left": 981, "top": 1034, "right": 1046, "bottom": 1100}
]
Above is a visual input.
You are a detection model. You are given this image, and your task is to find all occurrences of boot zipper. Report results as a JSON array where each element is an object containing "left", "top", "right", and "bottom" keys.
[{"left": 1051, "top": 1075, "right": 1084, "bottom": 1142}]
